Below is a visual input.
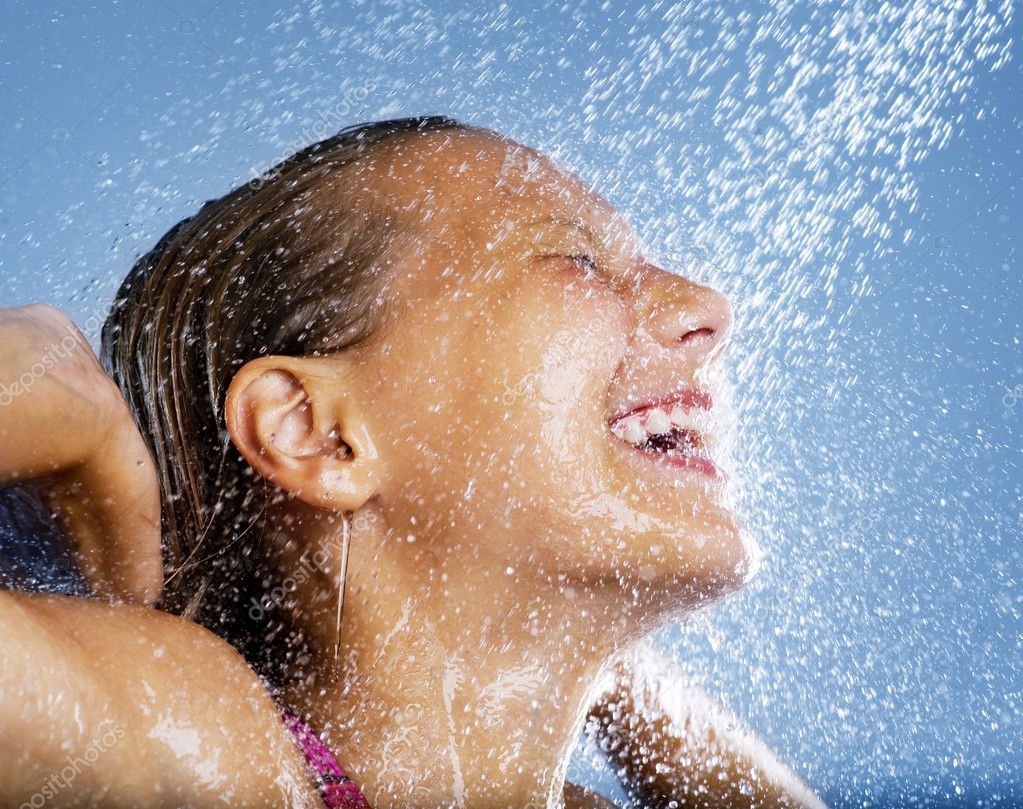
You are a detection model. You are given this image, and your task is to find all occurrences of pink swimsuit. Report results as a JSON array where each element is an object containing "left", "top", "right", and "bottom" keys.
[{"left": 282, "top": 711, "right": 371, "bottom": 809}]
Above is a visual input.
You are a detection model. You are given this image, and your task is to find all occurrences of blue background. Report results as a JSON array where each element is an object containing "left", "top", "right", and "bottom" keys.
[{"left": 1, "top": 2, "right": 1020, "bottom": 806}]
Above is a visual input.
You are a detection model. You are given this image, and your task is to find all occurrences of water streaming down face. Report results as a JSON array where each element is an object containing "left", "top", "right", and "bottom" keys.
[{"left": 0, "top": 1, "right": 1019, "bottom": 806}]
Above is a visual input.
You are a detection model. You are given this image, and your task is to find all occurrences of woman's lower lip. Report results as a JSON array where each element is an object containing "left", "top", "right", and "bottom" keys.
[{"left": 615, "top": 438, "right": 726, "bottom": 481}]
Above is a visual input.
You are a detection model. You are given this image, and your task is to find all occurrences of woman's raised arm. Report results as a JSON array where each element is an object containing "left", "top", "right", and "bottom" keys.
[
  {"left": 0, "top": 303, "right": 161, "bottom": 604},
  {"left": 0, "top": 304, "right": 319, "bottom": 807},
  {"left": 589, "top": 640, "right": 827, "bottom": 809}
]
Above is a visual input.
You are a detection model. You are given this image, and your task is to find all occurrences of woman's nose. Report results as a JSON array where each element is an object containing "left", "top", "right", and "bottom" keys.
[{"left": 636, "top": 263, "right": 733, "bottom": 363}]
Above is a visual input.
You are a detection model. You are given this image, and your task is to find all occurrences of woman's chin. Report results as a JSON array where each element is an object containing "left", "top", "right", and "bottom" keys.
[{"left": 608, "top": 513, "right": 759, "bottom": 617}]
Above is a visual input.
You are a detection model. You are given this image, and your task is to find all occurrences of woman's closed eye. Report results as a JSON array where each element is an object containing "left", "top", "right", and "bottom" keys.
[
  {"left": 527, "top": 217, "right": 606, "bottom": 279},
  {"left": 567, "top": 253, "right": 600, "bottom": 275}
]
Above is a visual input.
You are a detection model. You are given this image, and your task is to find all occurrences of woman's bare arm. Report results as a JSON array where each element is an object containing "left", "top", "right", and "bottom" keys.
[
  {"left": 0, "top": 304, "right": 161, "bottom": 604},
  {"left": 0, "top": 304, "right": 317, "bottom": 806},
  {"left": 0, "top": 589, "right": 319, "bottom": 807},
  {"left": 589, "top": 641, "right": 826, "bottom": 809}
]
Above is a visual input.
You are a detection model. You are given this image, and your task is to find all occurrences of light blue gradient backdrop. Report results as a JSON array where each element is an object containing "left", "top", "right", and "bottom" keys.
[{"left": 1, "top": 2, "right": 1020, "bottom": 805}]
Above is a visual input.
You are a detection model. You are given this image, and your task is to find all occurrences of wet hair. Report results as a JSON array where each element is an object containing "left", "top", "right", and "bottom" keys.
[{"left": 101, "top": 115, "right": 470, "bottom": 675}]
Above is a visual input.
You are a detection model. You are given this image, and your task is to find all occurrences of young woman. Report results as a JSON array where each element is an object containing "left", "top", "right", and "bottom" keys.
[{"left": 0, "top": 117, "right": 824, "bottom": 808}]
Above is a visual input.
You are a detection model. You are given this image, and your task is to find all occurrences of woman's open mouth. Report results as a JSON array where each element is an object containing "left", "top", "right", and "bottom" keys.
[{"left": 608, "top": 390, "right": 723, "bottom": 480}]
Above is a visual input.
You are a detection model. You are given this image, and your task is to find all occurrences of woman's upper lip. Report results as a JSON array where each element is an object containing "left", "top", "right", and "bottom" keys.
[{"left": 609, "top": 388, "right": 713, "bottom": 423}]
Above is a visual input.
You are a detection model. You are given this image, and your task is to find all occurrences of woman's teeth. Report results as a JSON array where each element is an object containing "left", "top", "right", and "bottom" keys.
[{"left": 610, "top": 404, "right": 715, "bottom": 454}]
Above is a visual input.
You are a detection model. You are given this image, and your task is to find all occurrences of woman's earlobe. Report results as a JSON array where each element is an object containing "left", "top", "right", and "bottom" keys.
[{"left": 225, "top": 357, "right": 382, "bottom": 512}]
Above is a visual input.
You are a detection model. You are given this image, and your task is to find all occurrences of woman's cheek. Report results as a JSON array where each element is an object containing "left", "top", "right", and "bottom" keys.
[
  {"left": 520, "top": 282, "right": 629, "bottom": 471},
  {"left": 554, "top": 272, "right": 633, "bottom": 394},
  {"left": 522, "top": 267, "right": 628, "bottom": 399},
  {"left": 392, "top": 261, "right": 628, "bottom": 485}
]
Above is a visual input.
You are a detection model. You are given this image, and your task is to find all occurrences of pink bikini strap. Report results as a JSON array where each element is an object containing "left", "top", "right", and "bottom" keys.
[{"left": 281, "top": 710, "right": 371, "bottom": 809}]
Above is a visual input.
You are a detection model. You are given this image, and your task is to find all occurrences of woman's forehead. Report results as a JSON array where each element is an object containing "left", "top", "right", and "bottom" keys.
[{"left": 360, "top": 128, "right": 621, "bottom": 230}]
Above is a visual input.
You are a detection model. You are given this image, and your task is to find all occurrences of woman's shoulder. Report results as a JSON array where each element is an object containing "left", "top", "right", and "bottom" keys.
[
  {"left": 0, "top": 590, "right": 320, "bottom": 806},
  {"left": 5, "top": 588, "right": 260, "bottom": 694}
]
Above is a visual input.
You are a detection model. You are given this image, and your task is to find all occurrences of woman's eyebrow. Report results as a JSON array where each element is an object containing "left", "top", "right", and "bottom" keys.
[
  {"left": 523, "top": 216, "right": 599, "bottom": 243},
  {"left": 524, "top": 215, "right": 643, "bottom": 261}
]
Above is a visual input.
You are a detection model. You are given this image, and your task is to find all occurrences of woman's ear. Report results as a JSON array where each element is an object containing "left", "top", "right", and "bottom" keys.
[{"left": 224, "top": 356, "right": 381, "bottom": 512}]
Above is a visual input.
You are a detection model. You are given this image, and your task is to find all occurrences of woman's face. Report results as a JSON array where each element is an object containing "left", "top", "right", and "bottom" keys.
[{"left": 342, "top": 129, "right": 756, "bottom": 615}]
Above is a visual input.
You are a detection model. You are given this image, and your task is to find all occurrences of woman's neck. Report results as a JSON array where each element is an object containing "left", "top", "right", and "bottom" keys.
[{"left": 277, "top": 510, "right": 635, "bottom": 809}]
